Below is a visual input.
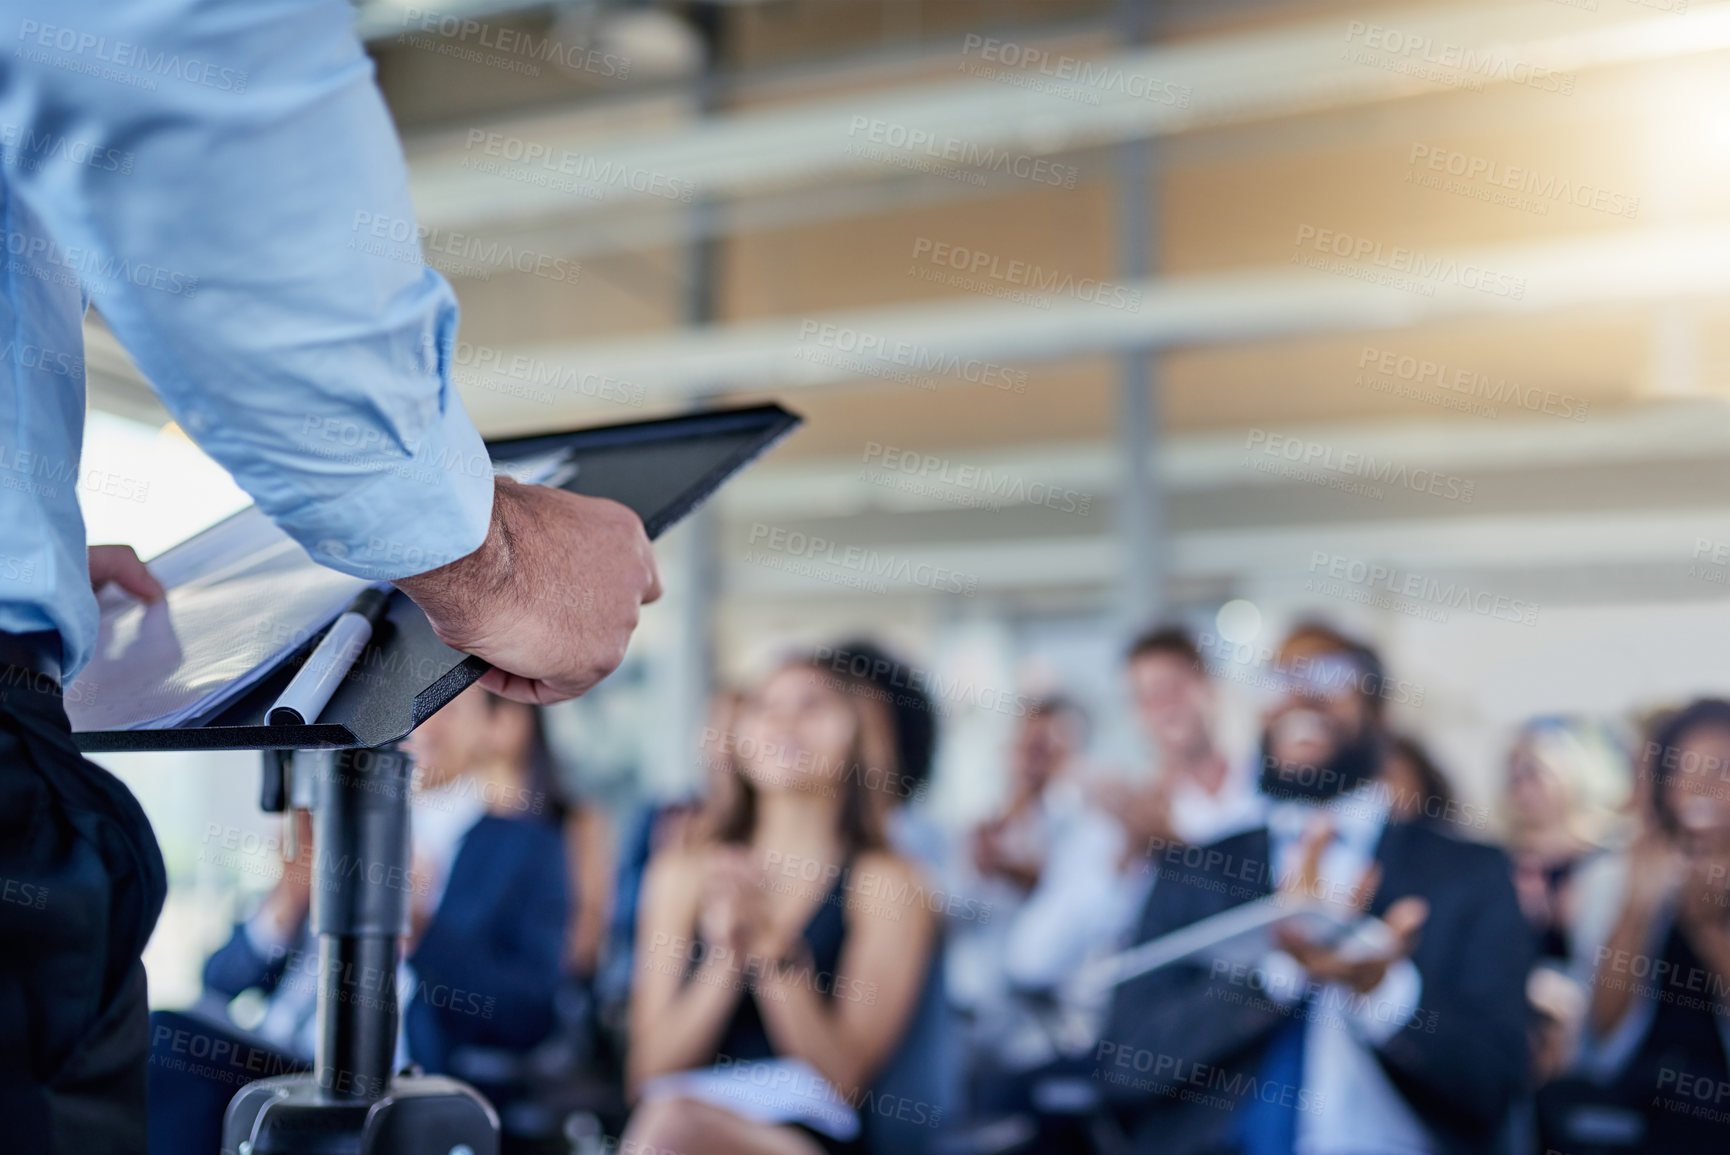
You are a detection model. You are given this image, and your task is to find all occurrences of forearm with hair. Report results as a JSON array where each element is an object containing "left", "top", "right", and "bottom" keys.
[{"left": 394, "top": 478, "right": 517, "bottom": 635}]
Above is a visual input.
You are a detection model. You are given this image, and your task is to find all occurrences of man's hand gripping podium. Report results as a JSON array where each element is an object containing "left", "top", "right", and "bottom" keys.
[{"left": 394, "top": 476, "right": 663, "bottom": 705}]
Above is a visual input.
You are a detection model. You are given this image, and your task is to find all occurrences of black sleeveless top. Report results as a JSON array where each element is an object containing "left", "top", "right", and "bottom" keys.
[
  {"left": 1534, "top": 857, "right": 1585, "bottom": 964},
  {"left": 697, "top": 864, "right": 851, "bottom": 1064},
  {"left": 1622, "top": 922, "right": 1730, "bottom": 1152}
]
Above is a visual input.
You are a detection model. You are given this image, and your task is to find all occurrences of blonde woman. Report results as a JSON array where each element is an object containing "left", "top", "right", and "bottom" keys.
[{"left": 1503, "top": 717, "right": 1630, "bottom": 966}]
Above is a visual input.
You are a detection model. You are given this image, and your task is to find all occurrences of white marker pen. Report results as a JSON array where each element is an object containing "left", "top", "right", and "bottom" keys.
[{"left": 268, "top": 588, "right": 391, "bottom": 727}]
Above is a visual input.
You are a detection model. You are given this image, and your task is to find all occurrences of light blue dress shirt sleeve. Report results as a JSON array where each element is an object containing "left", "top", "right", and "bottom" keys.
[{"left": 0, "top": 0, "right": 495, "bottom": 673}]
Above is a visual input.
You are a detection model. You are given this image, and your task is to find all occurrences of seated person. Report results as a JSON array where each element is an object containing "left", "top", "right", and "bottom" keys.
[
  {"left": 622, "top": 655, "right": 937, "bottom": 1155},
  {"left": 598, "top": 690, "right": 743, "bottom": 1022},
  {"left": 402, "top": 686, "right": 570, "bottom": 1073},
  {"left": 198, "top": 686, "right": 568, "bottom": 1073},
  {"left": 969, "top": 697, "right": 1089, "bottom": 898},
  {"left": 1548, "top": 699, "right": 1730, "bottom": 1154},
  {"left": 1109, "top": 626, "right": 1263, "bottom": 851},
  {"left": 953, "top": 698, "right": 1105, "bottom": 1076},
  {"left": 1498, "top": 717, "right": 1630, "bottom": 1091},
  {"left": 1502, "top": 716, "right": 1631, "bottom": 969},
  {"left": 1098, "top": 623, "right": 1532, "bottom": 1155},
  {"left": 154, "top": 688, "right": 567, "bottom": 1152},
  {"left": 989, "top": 629, "right": 1253, "bottom": 1062},
  {"left": 1378, "top": 735, "right": 1458, "bottom": 828},
  {"left": 199, "top": 808, "right": 320, "bottom": 1058}
]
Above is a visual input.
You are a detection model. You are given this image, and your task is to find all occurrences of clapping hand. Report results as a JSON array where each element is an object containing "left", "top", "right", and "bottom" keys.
[
  {"left": 697, "top": 847, "right": 767, "bottom": 961},
  {"left": 1273, "top": 820, "right": 1429, "bottom": 995}
]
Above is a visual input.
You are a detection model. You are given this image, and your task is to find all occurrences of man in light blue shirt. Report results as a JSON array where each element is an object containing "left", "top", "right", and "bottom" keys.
[{"left": 0, "top": 2, "right": 661, "bottom": 1148}]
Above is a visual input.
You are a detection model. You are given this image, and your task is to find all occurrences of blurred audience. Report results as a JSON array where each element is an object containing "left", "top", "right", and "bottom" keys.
[
  {"left": 623, "top": 655, "right": 937, "bottom": 1155},
  {"left": 575, "top": 625, "right": 1730, "bottom": 1154},
  {"left": 196, "top": 687, "right": 571, "bottom": 1074},
  {"left": 152, "top": 687, "right": 570, "bottom": 1155},
  {"left": 1539, "top": 699, "right": 1730, "bottom": 1155},
  {"left": 1379, "top": 734, "right": 1457, "bottom": 825},
  {"left": 1099, "top": 623, "right": 1532, "bottom": 1155},
  {"left": 170, "top": 614, "right": 1730, "bottom": 1155},
  {"left": 969, "top": 696, "right": 1089, "bottom": 897},
  {"left": 949, "top": 698, "right": 1097, "bottom": 1085},
  {"left": 819, "top": 638, "right": 944, "bottom": 871},
  {"left": 1503, "top": 717, "right": 1632, "bottom": 968},
  {"left": 1106, "top": 626, "right": 1263, "bottom": 856},
  {"left": 399, "top": 686, "right": 570, "bottom": 1075}
]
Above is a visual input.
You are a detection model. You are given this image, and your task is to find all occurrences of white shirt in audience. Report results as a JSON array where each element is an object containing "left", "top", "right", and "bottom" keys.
[{"left": 1261, "top": 787, "right": 1433, "bottom": 1155}]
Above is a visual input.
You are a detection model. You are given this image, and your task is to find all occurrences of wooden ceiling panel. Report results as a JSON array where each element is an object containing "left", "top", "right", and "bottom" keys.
[
  {"left": 721, "top": 180, "right": 1116, "bottom": 322},
  {"left": 1164, "top": 312, "right": 1647, "bottom": 430},
  {"left": 727, "top": 357, "right": 1117, "bottom": 460}
]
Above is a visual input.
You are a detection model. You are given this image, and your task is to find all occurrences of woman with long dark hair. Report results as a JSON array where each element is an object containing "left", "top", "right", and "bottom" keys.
[
  {"left": 1544, "top": 699, "right": 1730, "bottom": 1153},
  {"left": 622, "top": 656, "right": 937, "bottom": 1155}
]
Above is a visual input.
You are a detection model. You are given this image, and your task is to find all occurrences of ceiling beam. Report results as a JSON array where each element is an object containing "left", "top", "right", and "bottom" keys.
[
  {"left": 717, "top": 398, "right": 1730, "bottom": 519},
  {"left": 457, "top": 220, "right": 1730, "bottom": 426},
  {"left": 406, "top": 0, "right": 1730, "bottom": 234},
  {"left": 718, "top": 507, "right": 1730, "bottom": 599}
]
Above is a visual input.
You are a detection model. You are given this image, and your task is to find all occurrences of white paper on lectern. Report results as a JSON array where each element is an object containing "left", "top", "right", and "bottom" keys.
[
  {"left": 67, "top": 508, "right": 373, "bottom": 732},
  {"left": 65, "top": 448, "right": 576, "bottom": 732}
]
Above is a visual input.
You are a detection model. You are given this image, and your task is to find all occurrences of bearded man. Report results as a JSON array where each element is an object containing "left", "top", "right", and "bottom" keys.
[{"left": 1096, "top": 623, "right": 1532, "bottom": 1155}]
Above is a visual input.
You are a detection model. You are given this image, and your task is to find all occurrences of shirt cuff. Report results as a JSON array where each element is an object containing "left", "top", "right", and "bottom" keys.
[
  {"left": 243, "top": 911, "right": 294, "bottom": 959},
  {"left": 273, "top": 395, "right": 496, "bottom": 581},
  {"left": 1347, "top": 957, "right": 1423, "bottom": 1046},
  {"left": 1256, "top": 950, "right": 1311, "bottom": 1006}
]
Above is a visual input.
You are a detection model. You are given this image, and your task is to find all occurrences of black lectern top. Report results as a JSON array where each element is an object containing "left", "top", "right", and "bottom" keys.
[{"left": 72, "top": 403, "right": 799, "bottom": 753}]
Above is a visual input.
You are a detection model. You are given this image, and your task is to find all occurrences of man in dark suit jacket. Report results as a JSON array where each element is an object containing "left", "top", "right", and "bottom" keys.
[
  {"left": 1097, "top": 624, "right": 1533, "bottom": 1155},
  {"left": 195, "top": 809, "right": 568, "bottom": 1073},
  {"left": 402, "top": 809, "right": 569, "bottom": 1072}
]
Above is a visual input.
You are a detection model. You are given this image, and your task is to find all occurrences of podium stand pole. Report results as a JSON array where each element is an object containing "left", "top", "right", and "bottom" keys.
[
  {"left": 222, "top": 745, "right": 500, "bottom": 1154},
  {"left": 314, "top": 745, "right": 411, "bottom": 1102}
]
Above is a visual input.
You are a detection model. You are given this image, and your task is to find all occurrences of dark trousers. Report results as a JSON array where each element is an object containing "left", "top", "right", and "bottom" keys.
[
  {"left": 146, "top": 1010, "right": 308, "bottom": 1155},
  {"left": 0, "top": 670, "right": 165, "bottom": 1153}
]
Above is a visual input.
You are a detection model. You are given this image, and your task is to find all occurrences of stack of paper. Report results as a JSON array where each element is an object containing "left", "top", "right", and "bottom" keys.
[{"left": 65, "top": 448, "right": 576, "bottom": 732}]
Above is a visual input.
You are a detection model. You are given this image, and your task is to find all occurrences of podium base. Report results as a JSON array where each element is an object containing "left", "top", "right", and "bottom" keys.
[{"left": 222, "top": 1072, "right": 499, "bottom": 1155}]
